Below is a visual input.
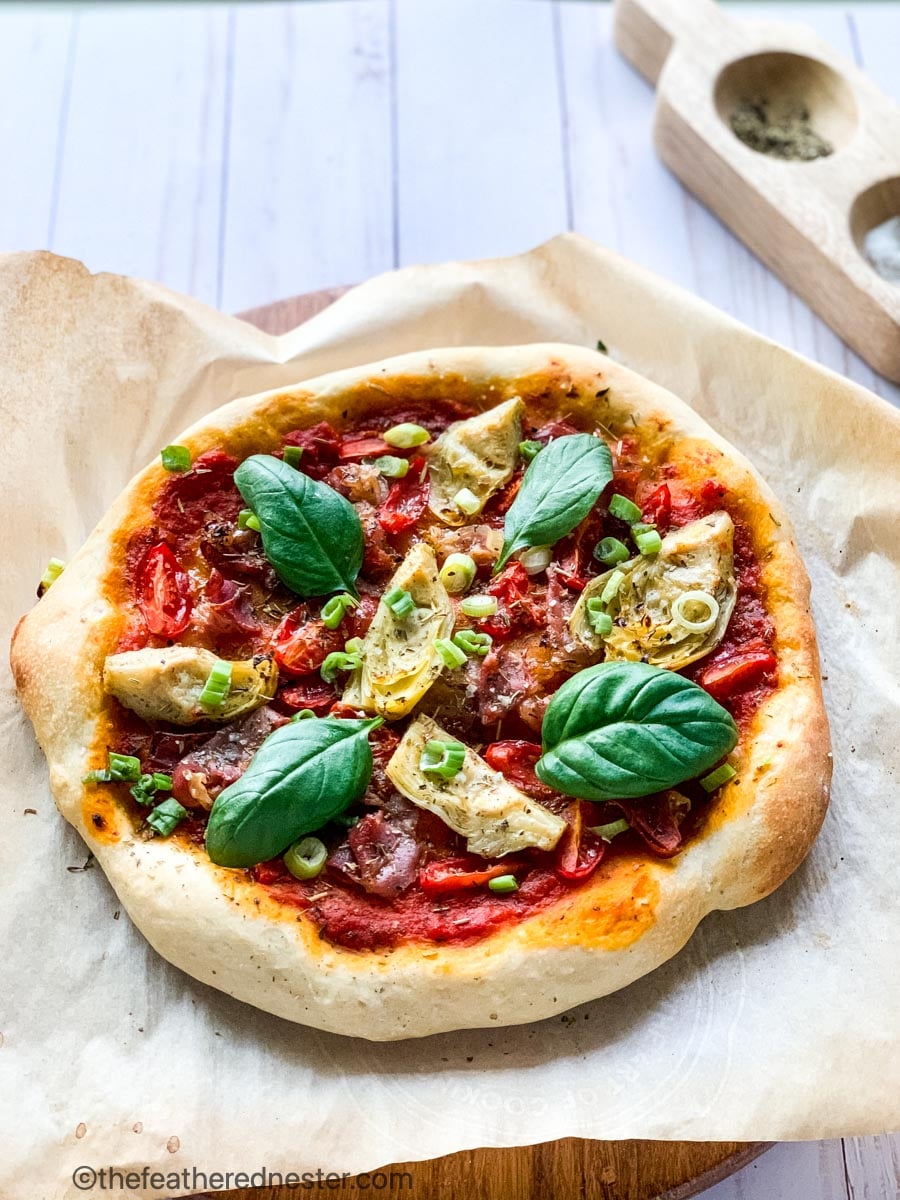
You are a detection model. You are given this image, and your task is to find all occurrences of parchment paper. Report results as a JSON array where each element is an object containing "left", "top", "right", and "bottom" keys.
[{"left": 1, "top": 235, "right": 898, "bottom": 1199}]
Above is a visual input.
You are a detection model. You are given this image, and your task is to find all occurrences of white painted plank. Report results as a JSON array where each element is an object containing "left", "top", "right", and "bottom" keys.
[
  {"left": 0, "top": 10, "right": 73, "bottom": 252},
  {"left": 221, "top": 0, "right": 393, "bottom": 312},
  {"left": 394, "top": 0, "right": 568, "bottom": 267},
  {"left": 698, "top": 1140, "right": 848, "bottom": 1200},
  {"left": 50, "top": 4, "right": 228, "bottom": 306},
  {"left": 844, "top": 1133, "right": 900, "bottom": 1200}
]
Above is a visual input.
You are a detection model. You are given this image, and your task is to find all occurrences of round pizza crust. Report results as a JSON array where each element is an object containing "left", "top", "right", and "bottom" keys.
[{"left": 11, "top": 344, "right": 831, "bottom": 1040}]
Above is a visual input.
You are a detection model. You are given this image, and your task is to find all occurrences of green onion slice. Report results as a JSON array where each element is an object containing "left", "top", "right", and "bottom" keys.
[
  {"left": 282, "top": 445, "right": 304, "bottom": 468},
  {"left": 439, "top": 553, "right": 476, "bottom": 594},
  {"left": 608, "top": 493, "right": 642, "bottom": 524},
  {"left": 130, "top": 774, "right": 159, "bottom": 806},
  {"left": 108, "top": 752, "right": 142, "bottom": 783},
  {"left": 518, "top": 440, "right": 542, "bottom": 462},
  {"left": 589, "top": 818, "right": 630, "bottom": 842},
  {"left": 320, "top": 650, "right": 362, "bottom": 682},
  {"left": 198, "top": 660, "right": 233, "bottom": 713},
  {"left": 452, "top": 629, "right": 492, "bottom": 657},
  {"left": 284, "top": 836, "right": 328, "bottom": 880},
  {"left": 83, "top": 769, "right": 113, "bottom": 785},
  {"left": 699, "top": 763, "right": 737, "bottom": 792},
  {"left": 594, "top": 537, "right": 629, "bottom": 566},
  {"left": 39, "top": 557, "right": 65, "bottom": 592},
  {"left": 160, "top": 445, "right": 192, "bottom": 472},
  {"left": 434, "top": 637, "right": 468, "bottom": 668},
  {"left": 586, "top": 598, "right": 613, "bottom": 637},
  {"left": 488, "top": 874, "right": 518, "bottom": 894},
  {"left": 383, "top": 423, "right": 430, "bottom": 449},
  {"left": 290, "top": 709, "right": 318, "bottom": 721},
  {"left": 321, "top": 592, "right": 359, "bottom": 629},
  {"left": 460, "top": 594, "right": 498, "bottom": 618},
  {"left": 419, "top": 739, "right": 466, "bottom": 778},
  {"left": 237, "top": 509, "right": 261, "bottom": 532},
  {"left": 453, "top": 487, "right": 480, "bottom": 515},
  {"left": 146, "top": 797, "right": 188, "bottom": 837},
  {"left": 634, "top": 528, "right": 662, "bottom": 556},
  {"left": 671, "top": 590, "right": 720, "bottom": 634},
  {"left": 373, "top": 455, "right": 409, "bottom": 479},
  {"left": 599, "top": 569, "right": 625, "bottom": 608},
  {"left": 383, "top": 586, "right": 416, "bottom": 619}
]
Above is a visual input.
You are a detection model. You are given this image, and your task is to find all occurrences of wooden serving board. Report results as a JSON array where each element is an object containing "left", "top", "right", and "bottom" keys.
[
  {"left": 210, "top": 287, "right": 769, "bottom": 1200},
  {"left": 613, "top": 0, "right": 900, "bottom": 381}
]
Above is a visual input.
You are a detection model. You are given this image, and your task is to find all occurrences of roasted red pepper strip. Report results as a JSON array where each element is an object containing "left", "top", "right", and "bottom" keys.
[
  {"left": 273, "top": 608, "right": 345, "bottom": 676},
  {"left": 419, "top": 857, "right": 519, "bottom": 896},
  {"left": 700, "top": 648, "right": 777, "bottom": 702},
  {"left": 640, "top": 483, "right": 671, "bottom": 533},
  {"left": 377, "top": 455, "right": 428, "bottom": 535},
  {"left": 481, "top": 562, "right": 545, "bottom": 641},
  {"left": 135, "top": 542, "right": 192, "bottom": 638}
]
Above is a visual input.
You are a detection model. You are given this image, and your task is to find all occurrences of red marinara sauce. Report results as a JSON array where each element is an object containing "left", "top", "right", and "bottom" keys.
[{"left": 114, "top": 408, "right": 777, "bottom": 952}]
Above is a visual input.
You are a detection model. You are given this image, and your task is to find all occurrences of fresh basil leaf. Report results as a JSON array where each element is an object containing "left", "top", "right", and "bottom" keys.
[
  {"left": 495, "top": 434, "right": 613, "bottom": 572},
  {"left": 205, "top": 716, "right": 381, "bottom": 867},
  {"left": 234, "top": 454, "right": 364, "bottom": 597},
  {"left": 536, "top": 661, "right": 737, "bottom": 801}
]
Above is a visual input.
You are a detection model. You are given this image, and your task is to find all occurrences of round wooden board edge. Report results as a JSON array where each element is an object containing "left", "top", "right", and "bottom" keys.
[{"left": 222, "top": 285, "right": 770, "bottom": 1200}]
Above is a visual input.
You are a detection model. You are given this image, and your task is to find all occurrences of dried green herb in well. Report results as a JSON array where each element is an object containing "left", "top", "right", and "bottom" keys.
[{"left": 730, "top": 98, "right": 833, "bottom": 162}]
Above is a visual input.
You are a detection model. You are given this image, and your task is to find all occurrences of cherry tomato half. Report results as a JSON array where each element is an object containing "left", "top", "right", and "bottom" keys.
[
  {"left": 273, "top": 608, "right": 345, "bottom": 677},
  {"left": 136, "top": 543, "right": 192, "bottom": 638}
]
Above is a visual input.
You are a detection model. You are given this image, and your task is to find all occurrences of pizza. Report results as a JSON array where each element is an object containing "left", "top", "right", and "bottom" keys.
[{"left": 11, "top": 344, "right": 831, "bottom": 1040}]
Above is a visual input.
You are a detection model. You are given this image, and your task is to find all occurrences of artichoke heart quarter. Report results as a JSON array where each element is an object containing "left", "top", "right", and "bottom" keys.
[
  {"left": 103, "top": 646, "right": 277, "bottom": 725},
  {"left": 570, "top": 511, "right": 737, "bottom": 670},
  {"left": 427, "top": 397, "right": 523, "bottom": 525},
  {"left": 342, "top": 542, "right": 453, "bottom": 719},
  {"left": 386, "top": 714, "right": 566, "bottom": 856}
]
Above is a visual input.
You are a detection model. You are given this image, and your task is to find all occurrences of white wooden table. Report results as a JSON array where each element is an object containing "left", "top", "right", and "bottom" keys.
[{"left": 1, "top": 1, "right": 898, "bottom": 1196}]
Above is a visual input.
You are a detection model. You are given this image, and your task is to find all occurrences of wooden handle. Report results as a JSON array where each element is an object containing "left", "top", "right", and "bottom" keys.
[{"left": 613, "top": 0, "right": 731, "bottom": 84}]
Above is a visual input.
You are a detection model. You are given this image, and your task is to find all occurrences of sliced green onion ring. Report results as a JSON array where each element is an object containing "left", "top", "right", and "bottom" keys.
[
  {"left": 383, "top": 586, "right": 416, "bottom": 619},
  {"left": 634, "top": 528, "right": 662, "bottom": 556},
  {"left": 39, "top": 557, "right": 65, "bottom": 593},
  {"left": 419, "top": 739, "right": 466, "bottom": 778},
  {"left": 344, "top": 637, "right": 364, "bottom": 654},
  {"left": 321, "top": 592, "right": 359, "bottom": 629},
  {"left": 590, "top": 818, "right": 630, "bottom": 842},
  {"left": 108, "top": 752, "right": 142, "bottom": 783},
  {"left": 599, "top": 569, "right": 625, "bottom": 608},
  {"left": 586, "top": 598, "right": 613, "bottom": 637},
  {"left": 608, "top": 493, "right": 642, "bottom": 524},
  {"left": 452, "top": 629, "right": 492, "bottom": 657},
  {"left": 160, "top": 445, "right": 191, "bottom": 472},
  {"left": 320, "top": 651, "right": 362, "bottom": 682},
  {"left": 383, "top": 423, "right": 430, "bottom": 448},
  {"left": 237, "top": 509, "right": 261, "bottom": 532},
  {"left": 146, "top": 797, "right": 188, "bottom": 837},
  {"left": 460, "top": 594, "right": 498, "bottom": 618},
  {"left": 699, "top": 763, "right": 737, "bottom": 792},
  {"left": 373, "top": 455, "right": 409, "bottom": 478},
  {"left": 284, "top": 836, "right": 328, "bottom": 880},
  {"left": 199, "top": 660, "right": 233, "bottom": 713},
  {"left": 488, "top": 874, "right": 518, "bottom": 894},
  {"left": 519, "top": 545, "right": 552, "bottom": 575},
  {"left": 440, "top": 553, "right": 477, "bottom": 594},
  {"left": 282, "top": 445, "right": 304, "bottom": 468},
  {"left": 518, "top": 440, "right": 542, "bottom": 462},
  {"left": 671, "top": 590, "right": 720, "bottom": 634},
  {"left": 453, "top": 487, "right": 481, "bottom": 516},
  {"left": 290, "top": 709, "right": 318, "bottom": 721},
  {"left": 433, "top": 637, "right": 468, "bottom": 668},
  {"left": 594, "top": 537, "right": 629, "bottom": 566}
]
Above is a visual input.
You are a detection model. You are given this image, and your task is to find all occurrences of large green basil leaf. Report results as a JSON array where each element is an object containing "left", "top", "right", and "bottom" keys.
[
  {"left": 205, "top": 716, "right": 381, "bottom": 867},
  {"left": 536, "top": 661, "right": 738, "bottom": 801},
  {"left": 495, "top": 434, "right": 613, "bottom": 572},
  {"left": 235, "top": 454, "right": 364, "bottom": 597}
]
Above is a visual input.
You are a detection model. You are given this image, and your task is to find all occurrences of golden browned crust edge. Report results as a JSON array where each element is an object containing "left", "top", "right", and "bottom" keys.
[{"left": 10, "top": 344, "right": 831, "bottom": 1039}]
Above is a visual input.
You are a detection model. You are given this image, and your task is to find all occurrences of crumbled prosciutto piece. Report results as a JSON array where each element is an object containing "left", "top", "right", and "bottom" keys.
[
  {"left": 356, "top": 501, "right": 401, "bottom": 578},
  {"left": 346, "top": 808, "right": 424, "bottom": 898},
  {"left": 276, "top": 677, "right": 337, "bottom": 715},
  {"left": 193, "top": 569, "right": 261, "bottom": 652},
  {"left": 171, "top": 706, "right": 287, "bottom": 809},
  {"left": 282, "top": 421, "right": 341, "bottom": 480},
  {"left": 613, "top": 791, "right": 691, "bottom": 859},
  {"left": 153, "top": 450, "right": 243, "bottom": 544},
  {"left": 200, "top": 522, "right": 277, "bottom": 588},
  {"left": 324, "top": 462, "right": 388, "bottom": 507},
  {"left": 478, "top": 632, "right": 571, "bottom": 731}
]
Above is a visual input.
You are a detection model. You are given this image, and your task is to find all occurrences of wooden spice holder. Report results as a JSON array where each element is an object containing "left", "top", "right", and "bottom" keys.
[{"left": 613, "top": 0, "right": 900, "bottom": 381}]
